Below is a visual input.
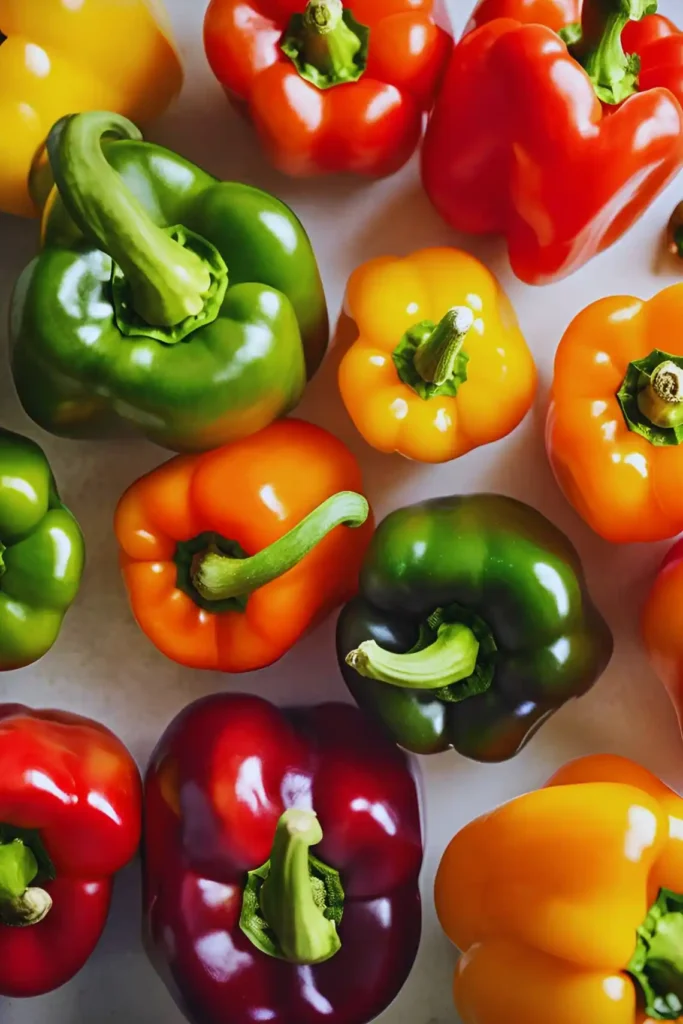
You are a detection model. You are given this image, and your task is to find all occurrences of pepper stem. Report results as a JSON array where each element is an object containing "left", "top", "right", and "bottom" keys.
[
  {"left": 638, "top": 361, "right": 683, "bottom": 429},
  {"left": 576, "top": 0, "right": 657, "bottom": 105},
  {"left": 281, "top": 0, "right": 370, "bottom": 90},
  {"left": 259, "top": 810, "right": 341, "bottom": 965},
  {"left": 413, "top": 307, "right": 474, "bottom": 387},
  {"left": 191, "top": 491, "right": 369, "bottom": 603},
  {"left": 0, "top": 840, "right": 52, "bottom": 928},
  {"left": 46, "top": 112, "right": 228, "bottom": 343},
  {"left": 346, "top": 622, "right": 479, "bottom": 690},
  {"left": 628, "top": 888, "right": 683, "bottom": 1020}
]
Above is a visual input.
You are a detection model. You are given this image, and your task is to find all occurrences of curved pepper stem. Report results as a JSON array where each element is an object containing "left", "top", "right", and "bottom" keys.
[
  {"left": 413, "top": 307, "right": 474, "bottom": 388},
  {"left": 628, "top": 888, "right": 683, "bottom": 1020},
  {"left": 638, "top": 361, "right": 683, "bottom": 429},
  {"left": 46, "top": 112, "right": 228, "bottom": 343},
  {"left": 281, "top": 0, "right": 370, "bottom": 90},
  {"left": 576, "top": 0, "right": 658, "bottom": 105},
  {"left": 0, "top": 840, "right": 52, "bottom": 928},
  {"left": 191, "top": 491, "right": 369, "bottom": 603},
  {"left": 346, "top": 622, "right": 479, "bottom": 690}
]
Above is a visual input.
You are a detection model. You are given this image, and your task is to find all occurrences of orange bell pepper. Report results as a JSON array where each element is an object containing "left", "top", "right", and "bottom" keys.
[
  {"left": 435, "top": 754, "right": 683, "bottom": 1024},
  {"left": 547, "top": 285, "right": 683, "bottom": 544},
  {"left": 0, "top": 0, "right": 182, "bottom": 218},
  {"left": 338, "top": 248, "right": 537, "bottom": 463},
  {"left": 114, "top": 419, "right": 373, "bottom": 672},
  {"left": 643, "top": 539, "right": 683, "bottom": 740}
]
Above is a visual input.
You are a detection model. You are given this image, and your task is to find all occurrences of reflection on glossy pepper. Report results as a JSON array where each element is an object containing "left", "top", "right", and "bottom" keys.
[
  {"left": 10, "top": 111, "right": 329, "bottom": 452},
  {"left": 0, "top": 0, "right": 182, "bottom": 218},
  {"left": 547, "top": 284, "right": 683, "bottom": 544},
  {"left": 422, "top": 0, "right": 683, "bottom": 284},
  {"left": 338, "top": 248, "right": 537, "bottom": 463},
  {"left": 436, "top": 754, "right": 683, "bottom": 1024},
  {"left": 144, "top": 693, "right": 423, "bottom": 1024},
  {"left": 337, "top": 493, "right": 613, "bottom": 762}
]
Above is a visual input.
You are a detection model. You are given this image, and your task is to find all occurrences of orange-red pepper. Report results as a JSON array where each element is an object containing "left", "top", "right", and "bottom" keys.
[
  {"left": 436, "top": 754, "right": 683, "bottom": 1024},
  {"left": 547, "top": 285, "right": 683, "bottom": 544},
  {"left": 114, "top": 419, "right": 373, "bottom": 672}
]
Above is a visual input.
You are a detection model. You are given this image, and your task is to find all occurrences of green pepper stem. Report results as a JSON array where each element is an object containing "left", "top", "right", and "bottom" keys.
[
  {"left": 191, "top": 491, "right": 369, "bottom": 603},
  {"left": 638, "top": 361, "right": 683, "bottom": 429},
  {"left": 412, "top": 307, "right": 474, "bottom": 387},
  {"left": 576, "top": 0, "right": 656, "bottom": 105},
  {"left": 259, "top": 810, "right": 341, "bottom": 965},
  {"left": 281, "top": 0, "right": 369, "bottom": 89},
  {"left": 346, "top": 622, "right": 480, "bottom": 690},
  {"left": 46, "top": 111, "right": 224, "bottom": 332},
  {"left": 0, "top": 840, "right": 52, "bottom": 928}
]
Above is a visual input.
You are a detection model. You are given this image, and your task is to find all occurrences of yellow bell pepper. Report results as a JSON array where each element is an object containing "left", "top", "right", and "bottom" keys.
[
  {"left": 338, "top": 247, "right": 537, "bottom": 463},
  {"left": 435, "top": 754, "right": 683, "bottom": 1024},
  {"left": 0, "top": 0, "right": 182, "bottom": 218}
]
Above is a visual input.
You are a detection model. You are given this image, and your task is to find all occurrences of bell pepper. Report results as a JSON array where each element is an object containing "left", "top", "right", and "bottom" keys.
[
  {"left": 547, "top": 284, "right": 683, "bottom": 544},
  {"left": 435, "top": 753, "right": 683, "bottom": 1024},
  {"left": 10, "top": 111, "right": 329, "bottom": 453},
  {"left": 145, "top": 692, "right": 422, "bottom": 1024},
  {"left": 0, "top": 703, "right": 141, "bottom": 997},
  {"left": 337, "top": 493, "right": 613, "bottom": 762},
  {"left": 0, "top": 0, "right": 182, "bottom": 219},
  {"left": 421, "top": 0, "right": 683, "bottom": 285},
  {"left": 203, "top": 0, "right": 452, "bottom": 179},
  {"left": 643, "top": 539, "right": 683, "bottom": 739},
  {"left": 0, "top": 428, "right": 85, "bottom": 672},
  {"left": 115, "top": 418, "right": 373, "bottom": 672},
  {"left": 338, "top": 248, "right": 537, "bottom": 463}
]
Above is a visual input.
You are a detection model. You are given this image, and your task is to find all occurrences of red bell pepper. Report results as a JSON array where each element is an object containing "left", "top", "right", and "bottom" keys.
[
  {"left": 203, "top": 0, "right": 452, "bottom": 178},
  {"left": 144, "top": 694, "right": 423, "bottom": 1024},
  {"left": 0, "top": 705, "right": 142, "bottom": 997},
  {"left": 422, "top": 0, "right": 683, "bottom": 285}
]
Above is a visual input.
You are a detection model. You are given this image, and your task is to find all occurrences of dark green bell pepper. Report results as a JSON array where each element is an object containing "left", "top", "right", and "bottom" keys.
[
  {"left": 10, "top": 111, "right": 329, "bottom": 453},
  {"left": 337, "top": 494, "right": 613, "bottom": 763},
  {"left": 0, "top": 429, "right": 85, "bottom": 671}
]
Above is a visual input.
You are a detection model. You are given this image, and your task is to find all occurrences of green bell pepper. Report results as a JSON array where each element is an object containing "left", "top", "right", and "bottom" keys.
[
  {"left": 337, "top": 494, "right": 613, "bottom": 763},
  {"left": 10, "top": 111, "right": 329, "bottom": 453},
  {"left": 0, "top": 429, "right": 85, "bottom": 671}
]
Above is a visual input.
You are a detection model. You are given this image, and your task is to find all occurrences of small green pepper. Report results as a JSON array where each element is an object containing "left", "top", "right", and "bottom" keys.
[
  {"left": 11, "top": 111, "right": 329, "bottom": 453},
  {"left": 0, "top": 429, "right": 85, "bottom": 671},
  {"left": 337, "top": 494, "right": 613, "bottom": 763}
]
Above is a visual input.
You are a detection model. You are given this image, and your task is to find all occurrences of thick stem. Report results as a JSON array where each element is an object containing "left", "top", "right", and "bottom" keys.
[
  {"left": 191, "top": 491, "right": 368, "bottom": 603},
  {"left": 628, "top": 888, "right": 683, "bottom": 1020},
  {"left": 412, "top": 307, "right": 474, "bottom": 387},
  {"left": 576, "top": 0, "right": 656, "bottom": 105},
  {"left": 281, "top": 0, "right": 369, "bottom": 89},
  {"left": 259, "top": 810, "right": 341, "bottom": 965},
  {"left": 46, "top": 112, "right": 227, "bottom": 338},
  {"left": 0, "top": 840, "right": 52, "bottom": 928},
  {"left": 346, "top": 622, "right": 479, "bottom": 690},
  {"left": 638, "top": 361, "right": 683, "bottom": 429}
]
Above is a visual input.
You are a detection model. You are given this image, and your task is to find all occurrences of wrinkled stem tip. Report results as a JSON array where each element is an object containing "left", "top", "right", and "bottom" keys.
[
  {"left": 305, "top": 0, "right": 343, "bottom": 31},
  {"left": 446, "top": 306, "right": 475, "bottom": 335},
  {"left": 282, "top": 808, "right": 320, "bottom": 837},
  {"left": 653, "top": 362, "right": 683, "bottom": 404},
  {"left": 345, "top": 648, "right": 368, "bottom": 672}
]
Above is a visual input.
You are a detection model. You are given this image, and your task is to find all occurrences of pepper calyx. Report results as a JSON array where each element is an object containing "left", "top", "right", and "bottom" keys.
[
  {"left": 0, "top": 828, "right": 56, "bottom": 928},
  {"left": 281, "top": 1, "right": 370, "bottom": 90},
  {"left": 573, "top": 0, "right": 657, "bottom": 105},
  {"left": 393, "top": 308, "right": 472, "bottom": 401},
  {"left": 617, "top": 349, "right": 683, "bottom": 446},
  {"left": 627, "top": 887, "right": 683, "bottom": 1020}
]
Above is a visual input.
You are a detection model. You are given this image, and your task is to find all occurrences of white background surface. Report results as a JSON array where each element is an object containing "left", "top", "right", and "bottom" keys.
[{"left": 1, "top": 0, "right": 683, "bottom": 1020}]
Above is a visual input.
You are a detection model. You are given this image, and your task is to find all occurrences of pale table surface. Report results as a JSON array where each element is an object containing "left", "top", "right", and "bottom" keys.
[{"left": 1, "top": 0, "right": 682, "bottom": 1021}]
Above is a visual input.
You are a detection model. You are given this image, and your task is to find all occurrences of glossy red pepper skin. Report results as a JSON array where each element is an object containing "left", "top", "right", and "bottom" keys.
[
  {"left": 144, "top": 694, "right": 423, "bottom": 1024},
  {"left": 0, "top": 706, "right": 142, "bottom": 997},
  {"left": 422, "top": 6, "right": 683, "bottom": 285}
]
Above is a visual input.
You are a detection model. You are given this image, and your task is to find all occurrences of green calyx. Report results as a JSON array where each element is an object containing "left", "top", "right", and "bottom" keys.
[
  {"left": 0, "top": 827, "right": 55, "bottom": 928},
  {"left": 346, "top": 604, "right": 497, "bottom": 698},
  {"left": 628, "top": 888, "right": 683, "bottom": 1020},
  {"left": 617, "top": 350, "right": 683, "bottom": 446},
  {"left": 393, "top": 307, "right": 473, "bottom": 402},
  {"left": 46, "top": 111, "right": 228, "bottom": 344},
  {"left": 574, "top": 0, "right": 658, "bottom": 105},
  {"left": 240, "top": 809, "right": 344, "bottom": 964},
  {"left": 281, "top": 0, "right": 370, "bottom": 90},
  {"left": 558, "top": 22, "right": 583, "bottom": 45},
  {"left": 181, "top": 491, "right": 368, "bottom": 610}
]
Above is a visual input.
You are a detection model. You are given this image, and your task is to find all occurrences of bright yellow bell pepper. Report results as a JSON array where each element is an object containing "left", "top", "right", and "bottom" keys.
[{"left": 0, "top": 0, "right": 182, "bottom": 218}]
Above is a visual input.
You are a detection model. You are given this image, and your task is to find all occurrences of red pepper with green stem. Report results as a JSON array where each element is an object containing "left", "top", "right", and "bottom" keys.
[
  {"left": 144, "top": 693, "right": 423, "bottom": 1024},
  {"left": 0, "top": 705, "right": 141, "bottom": 997},
  {"left": 422, "top": 0, "right": 683, "bottom": 284}
]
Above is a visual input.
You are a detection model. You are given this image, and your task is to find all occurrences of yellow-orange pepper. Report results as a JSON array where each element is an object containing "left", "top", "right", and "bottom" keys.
[
  {"left": 435, "top": 754, "right": 683, "bottom": 1024},
  {"left": 0, "top": 0, "right": 182, "bottom": 218},
  {"left": 338, "top": 247, "right": 537, "bottom": 463}
]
